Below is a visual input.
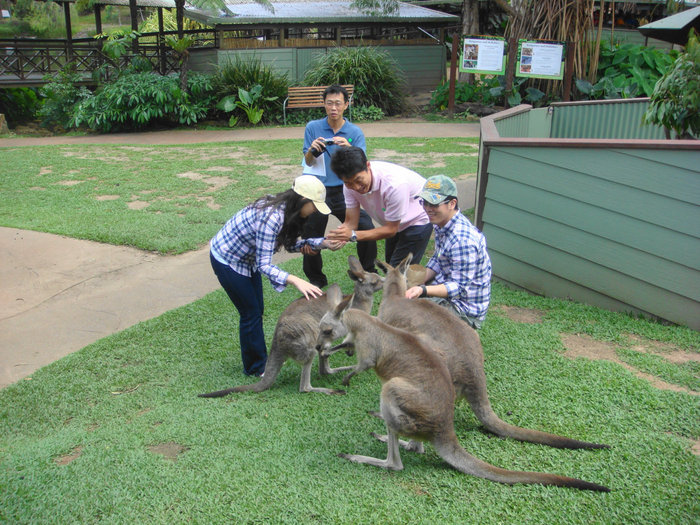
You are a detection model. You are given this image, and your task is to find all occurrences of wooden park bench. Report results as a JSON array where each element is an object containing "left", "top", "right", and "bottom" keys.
[{"left": 282, "top": 84, "right": 354, "bottom": 125}]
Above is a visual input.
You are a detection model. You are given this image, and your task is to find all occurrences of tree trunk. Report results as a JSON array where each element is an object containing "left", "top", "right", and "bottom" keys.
[
  {"left": 459, "top": 0, "right": 479, "bottom": 83},
  {"left": 176, "top": 0, "right": 185, "bottom": 39}
]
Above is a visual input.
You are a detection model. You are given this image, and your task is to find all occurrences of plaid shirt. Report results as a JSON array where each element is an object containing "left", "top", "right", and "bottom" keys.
[
  {"left": 210, "top": 203, "right": 324, "bottom": 292},
  {"left": 426, "top": 212, "right": 492, "bottom": 321}
]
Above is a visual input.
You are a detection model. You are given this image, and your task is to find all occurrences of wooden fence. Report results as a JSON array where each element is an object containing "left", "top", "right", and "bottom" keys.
[{"left": 0, "top": 30, "right": 216, "bottom": 86}]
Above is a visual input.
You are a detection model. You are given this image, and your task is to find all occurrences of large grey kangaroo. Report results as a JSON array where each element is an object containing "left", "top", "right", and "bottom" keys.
[
  {"left": 323, "top": 297, "right": 610, "bottom": 491},
  {"left": 199, "top": 256, "right": 383, "bottom": 397},
  {"left": 374, "top": 254, "right": 610, "bottom": 450}
]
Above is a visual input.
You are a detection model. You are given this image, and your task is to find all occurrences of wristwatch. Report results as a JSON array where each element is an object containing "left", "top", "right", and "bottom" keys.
[
  {"left": 349, "top": 230, "right": 357, "bottom": 242},
  {"left": 419, "top": 285, "right": 428, "bottom": 298}
]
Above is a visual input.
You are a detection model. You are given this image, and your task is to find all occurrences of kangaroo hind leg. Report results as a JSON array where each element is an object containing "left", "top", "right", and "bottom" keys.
[
  {"left": 370, "top": 432, "right": 425, "bottom": 453},
  {"left": 339, "top": 426, "right": 404, "bottom": 471},
  {"left": 299, "top": 357, "right": 345, "bottom": 395}
]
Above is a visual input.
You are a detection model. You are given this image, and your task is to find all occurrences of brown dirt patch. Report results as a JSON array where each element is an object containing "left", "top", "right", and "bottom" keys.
[
  {"left": 96, "top": 195, "right": 120, "bottom": 201},
  {"left": 626, "top": 334, "right": 700, "bottom": 365},
  {"left": 560, "top": 333, "right": 697, "bottom": 396},
  {"left": 128, "top": 200, "right": 150, "bottom": 210},
  {"left": 57, "top": 180, "right": 83, "bottom": 186},
  {"left": 494, "top": 305, "right": 545, "bottom": 324},
  {"left": 55, "top": 445, "right": 83, "bottom": 466},
  {"left": 148, "top": 442, "right": 189, "bottom": 462}
]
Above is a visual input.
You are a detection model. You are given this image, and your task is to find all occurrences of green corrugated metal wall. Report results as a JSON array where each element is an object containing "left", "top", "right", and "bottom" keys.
[
  {"left": 190, "top": 45, "right": 446, "bottom": 92},
  {"left": 480, "top": 144, "right": 700, "bottom": 329},
  {"left": 551, "top": 100, "right": 666, "bottom": 139}
]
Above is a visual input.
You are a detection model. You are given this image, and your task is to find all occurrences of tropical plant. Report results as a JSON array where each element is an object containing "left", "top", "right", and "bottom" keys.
[
  {"left": 643, "top": 30, "right": 700, "bottom": 139},
  {"left": 212, "top": 56, "right": 288, "bottom": 124},
  {"left": 303, "top": 46, "right": 407, "bottom": 115},
  {"left": 70, "top": 71, "right": 214, "bottom": 132},
  {"left": 576, "top": 41, "right": 678, "bottom": 100},
  {"left": 0, "top": 87, "right": 41, "bottom": 125},
  {"left": 216, "top": 84, "right": 278, "bottom": 126},
  {"left": 165, "top": 35, "right": 195, "bottom": 91},
  {"left": 37, "top": 68, "right": 91, "bottom": 129}
]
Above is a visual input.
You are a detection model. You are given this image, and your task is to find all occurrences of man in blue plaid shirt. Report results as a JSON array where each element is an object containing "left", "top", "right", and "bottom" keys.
[{"left": 405, "top": 175, "right": 492, "bottom": 329}]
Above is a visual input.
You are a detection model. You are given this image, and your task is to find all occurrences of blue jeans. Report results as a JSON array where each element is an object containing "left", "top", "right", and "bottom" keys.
[
  {"left": 385, "top": 223, "right": 433, "bottom": 266},
  {"left": 210, "top": 252, "right": 267, "bottom": 376}
]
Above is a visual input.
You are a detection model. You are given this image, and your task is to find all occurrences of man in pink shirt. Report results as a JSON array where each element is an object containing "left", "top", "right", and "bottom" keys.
[{"left": 326, "top": 147, "right": 433, "bottom": 265}]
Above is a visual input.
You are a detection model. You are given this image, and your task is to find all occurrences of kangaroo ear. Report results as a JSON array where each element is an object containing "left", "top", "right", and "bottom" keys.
[
  {"left": 334, "top": 294, "right": 353, "bottom": 316},
  {"left": 375, "top": 259, "right": 391, "bottom": 275},
  {"left": 326, "top": 283, "right": 343, "bottom": 307},
  {"left": 347, "top": 255, "right": 364, "bottom": 282},
  {"left": 397, "top": 253, "right": 413, "bottom": 275},
  {"left": 406, "top": 264, "right": 427, "bottom": 288}
]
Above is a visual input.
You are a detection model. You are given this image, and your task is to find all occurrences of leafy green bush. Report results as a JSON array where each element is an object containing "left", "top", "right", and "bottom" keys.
[
  {"left": 352, "top": 104, "right": 384, "bottom": 122},
  {"left": 302, "top": 46, "right": 407, "bottom": 115},
  {"left": 0, "top": 87, "right": 41, "bottom": 125},
  {"left": 576, "top": 41, "right": 678, "bottom": 100},
  {"left": 283, "top": 107, "right": 325, "bottom": 126},
  {"left": 643, "top": 30, "right": 700, "bottom": 139},
  {"left": 37, "top": 68, "right": 91, "bottom": 129},
  {"left": 430, "top": 77, "right": 499, "bottom": 110},
  {"left": 71, "top": 72, "right": 215, "bottom": 132},
  {"left": 211, "top": 56, "right": 288, "bottom": 124}
]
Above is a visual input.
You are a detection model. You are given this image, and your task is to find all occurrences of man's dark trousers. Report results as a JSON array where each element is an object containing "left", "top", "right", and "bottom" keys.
[{"left": 302, "top": 185, "right": 376, "bottom": 288}]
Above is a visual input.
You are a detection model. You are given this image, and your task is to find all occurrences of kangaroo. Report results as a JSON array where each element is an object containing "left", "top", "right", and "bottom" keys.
[
  {"left": 323, "top": 298, "right": 610, "bottom": 491},
  {"left": 199, "top": 256, "right": 383, "bottom": 397},
  {"left": 373, "top": 254, "right": 610, "bottom": 450}
]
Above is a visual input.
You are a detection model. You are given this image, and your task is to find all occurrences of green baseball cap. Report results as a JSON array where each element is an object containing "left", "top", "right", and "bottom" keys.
[{"left": 418, "top": 175, "right": 458, "bottom": 205}]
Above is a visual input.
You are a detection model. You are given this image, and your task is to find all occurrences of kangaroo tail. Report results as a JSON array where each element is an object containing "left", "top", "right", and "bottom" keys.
[
  {"left": 198, "top": 343, "right": 286, "bottom": 398},
  {"left": 461, "top": 384, "right": 610, "bottom": 450},
  {"left": 432, "top": 431, "right": 610, "bottom": 492}
]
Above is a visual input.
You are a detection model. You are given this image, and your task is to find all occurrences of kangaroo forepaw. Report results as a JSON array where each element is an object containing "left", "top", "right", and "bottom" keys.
[{"left": 367, "top": 410, "right": 383, "bottom": 419}]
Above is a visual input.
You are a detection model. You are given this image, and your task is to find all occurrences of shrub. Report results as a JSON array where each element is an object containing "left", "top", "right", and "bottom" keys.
[
  {"left": 37, "top": 68, "right": 91, "bottom": 129},
  {"left": 643, "top": 30, "right": 700, "bottom": 139},
  {"left": 302, "top": 46, "right": 407, "bottom": 115},
  {"left": 71, "top": 71, "right": 215, "bottom": 132},
  {"left": 352, "top": 104, "right": 384, "bottom": 122},
  {"left": 211, "top": 56, "right": 289, "bottom": 124},
  {"left": 430, "top": 77, "right": 499, "bottom": 110},
  {"left": 0, "top": 87, "right": 41, "bottom": 125},
  {"left": 576, "top": 41, "right": 678, "bottom": 100}
]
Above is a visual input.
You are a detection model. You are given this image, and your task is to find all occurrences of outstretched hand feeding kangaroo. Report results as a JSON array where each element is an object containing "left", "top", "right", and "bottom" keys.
[
  {"left": 198, "top": 256, "right": 383, "bottom": 397},
  {"left": 321, "top": 292, "right": 610, "bottom": 491}
]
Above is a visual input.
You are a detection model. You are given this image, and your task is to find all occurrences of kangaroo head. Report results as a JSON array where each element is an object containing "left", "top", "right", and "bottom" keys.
[
  {"left": 347, "top": 255, "right": 384, "bottom": 303},
  {"left": 316, "top": 293, "right": 354, "bottom": 358},
  {"left": 376, "top": 253, "right": 412, "bottom": 297}
]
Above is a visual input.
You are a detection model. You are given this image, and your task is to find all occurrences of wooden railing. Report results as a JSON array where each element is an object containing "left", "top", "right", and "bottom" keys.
[{"left": 0, "top": 30, "right": 217, "bottom": 86}]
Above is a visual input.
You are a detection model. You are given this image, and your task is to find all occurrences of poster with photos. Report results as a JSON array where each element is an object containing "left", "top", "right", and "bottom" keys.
[
  {"left": 458, "top": 36, "right": 506, "bottom": 75},
  {"left": 516, "top": 40, "right": 565, "bottom": 79}
]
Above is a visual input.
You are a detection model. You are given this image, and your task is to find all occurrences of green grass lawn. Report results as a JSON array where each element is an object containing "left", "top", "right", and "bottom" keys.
[
  {"left": 1, "top": 138, "right": 698, "bottom": 523},
  {"left": 0, "top": 137, "right": 479, "bottom": 253}
]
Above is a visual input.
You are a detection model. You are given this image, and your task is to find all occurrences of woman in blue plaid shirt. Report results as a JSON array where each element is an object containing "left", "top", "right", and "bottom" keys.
[{"left": 210, "top": 176, "right": 339, "bottom": 376}]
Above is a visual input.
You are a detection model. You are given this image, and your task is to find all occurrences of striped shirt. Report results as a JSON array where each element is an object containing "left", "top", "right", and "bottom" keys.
[
  {"left": 210, "top": 203, "right": 324, "bottom": 292},
  {"left": 426, "top": 212, "right": 492, "bottom": 321}
]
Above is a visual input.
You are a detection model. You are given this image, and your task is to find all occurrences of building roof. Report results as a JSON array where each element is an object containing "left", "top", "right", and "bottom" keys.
[
  {"left": 185, "top": 0, "right": 460, "bottom": 26},
  {"left": 93, "top": 0, "right": 175, "bottom": 6}
]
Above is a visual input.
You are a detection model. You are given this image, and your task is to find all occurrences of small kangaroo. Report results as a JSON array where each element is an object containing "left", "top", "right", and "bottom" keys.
[
  {"left": 374, "top": 254, "right": 610, "bottom": 451},
  {"left": 199, "top": 256, "right": 383, "bottom": 397},
  {"left": 324, "top": 298, "right": 610, "bottom": 491}
]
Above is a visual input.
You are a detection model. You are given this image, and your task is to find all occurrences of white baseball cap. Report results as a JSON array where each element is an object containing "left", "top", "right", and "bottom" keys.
[{"left": 292, "top": 175, "right": 331, "bottom": 215}]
